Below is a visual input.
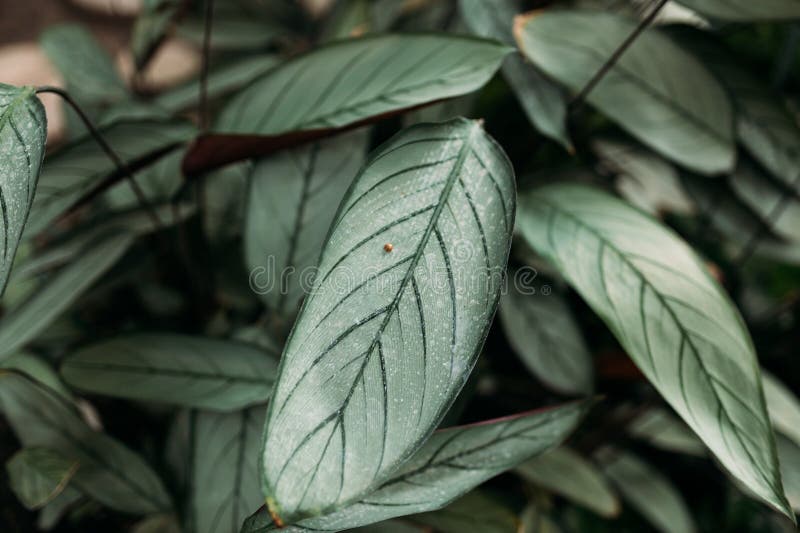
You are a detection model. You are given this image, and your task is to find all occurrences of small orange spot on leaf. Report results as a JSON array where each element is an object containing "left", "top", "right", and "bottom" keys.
[{"left": 384, "top": 243, "right": 394, "bottom": 253}]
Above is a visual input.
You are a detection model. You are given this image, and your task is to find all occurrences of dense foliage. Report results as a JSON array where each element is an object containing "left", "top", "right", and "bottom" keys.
[{"left": 1, "top": 0, "right": 800, "bottom": 532}]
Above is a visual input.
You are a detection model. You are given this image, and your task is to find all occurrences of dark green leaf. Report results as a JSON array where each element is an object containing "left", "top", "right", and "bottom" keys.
[
  {"left": 410, "top": 491, "right": 517, "bottom": 533},
  {"left": 675, "top": 0, "right": 800, "bottom": 21},
  {"left": 6, "top": 447, "right": 79, "bottom": 510}
]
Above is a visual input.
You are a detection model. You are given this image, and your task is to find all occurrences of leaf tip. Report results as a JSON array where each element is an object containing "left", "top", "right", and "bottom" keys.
[{"left": 512, "top": 10, "right": 544, "bottom": 48}]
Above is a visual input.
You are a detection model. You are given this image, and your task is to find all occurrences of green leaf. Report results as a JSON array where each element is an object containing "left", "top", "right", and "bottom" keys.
[
  {"left": 132, "top": 514, "right": 182, "bottom": 533},
  {"left": 0, "top": 84, "right": 47, "bottom": 296},
  {"left": 259, "top": 118, "right": 515, "bottom": 523},
  {"left": 37, "top": 486, "right": 82, "bottom": 530},
  {"left": 458, "top": 0, "right": 571, "bottom": 149},
  {"left": 25, "top": 120, "right": 195, "bottom": 237},
  {"left": 131, "top": 0, "right": 183, "bottom": 69},
  {"left": 627, "top": 408, "right": 705, "bottom": 457},
  {"left": 264, "top": 119, "right": 515, "bottom": 521},
  {"left": 764, "top": 372, "right": 800, "bottom": 447},
  {"left": 0, "top": 231, "right": 134, "bottom": 361},
  {"left": 191, "top": 406, "right": 266, "bottom": 533},
  {"left": 245, "top": 129, "right": 368, "bottom": 317},
  {"left": 600, "top": 449, "right": 697, "bottom": 533},
  {"left": 40, "top": 24, "right": 128, "bottom": 107},
  {"left": 217, "top": 35, "right": 510, "bottom": 135},
  {"left": 516, "top": 447, "right": 620, "bottom": 517},
  {"left": 514, "top": 10, "right": 735, "bottom": 175},
  {"left": 729, "top": 161, "right": 800, "bottom": 243},
  {"left": 675, "top": 0, "right": 800, "bottom": 21},
  {"left": 0, "top": 372, "right": 172, "bottom": 514},
  {"left": 61, "top": 334, "right": 279, "bottom": 411},
  {"left": 410, "top": 491, "right": 517, "bottom": 533},
  {"left": 242, "top": 402, "right": 588, "bottom": 532},
  {"left": 777, "top": 436, "right": 800, "bottom": 512},
  {"left": 1, "top": 353, "right": 73, "bottom": 400},
  {"left": 516, "top": 184, "right": 793, "bottom": 519},
  {"left": 6, "top": 447, "right": 79, "bottom": 510},
  {"left": 499, "top": 283, "right": 593, "bottom": 395}
]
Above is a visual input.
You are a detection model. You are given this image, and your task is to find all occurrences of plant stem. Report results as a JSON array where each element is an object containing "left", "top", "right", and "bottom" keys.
[
  {"left": 569, "top": 0, "right": 669, "bottom": 110},
  {"left": 34, "top": 86, "right": 163, "bottom": 230}
]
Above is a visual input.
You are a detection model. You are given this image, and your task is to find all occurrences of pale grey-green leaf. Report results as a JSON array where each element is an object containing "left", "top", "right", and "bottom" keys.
[
  {"left": 777, "top": 436, "right": 800, "bottom": 512},
  {"left": 628, "top": 408, "right": 705, "bottom": 456},
  {"left": 517, "top": 184, "right": 792, "bottom": 518},
  {"left": 499, "top": 284, "right": 593, "bottom": 395},
  {"left": 729, "top": 162, "right": 800, "bottom": 243},
  {"left": 516, "top": 446, "right": 619, "bottom": 517},
  {"left": 600, "top": 450, "right": 696, "bottom": 533},
  {"left": 458, "top": 0, "right": 570, "bottom": 149},
  {"left": 61, "top": 334, "right": 279, "bottom": 411},
  {"left": 0, "top": 231, "right": 134, "bottom": 361},
  {"left": 260, "top": 118, "right": 515, "bottom": 523},
  {"left": 191, "top": 406, "right": 266, "bottom": 533},
  {"left": 6, "top": 447, "right": 78, "bottom": 510},
  {"left": 514, "top": 10, "right": 735, "bottom": 174},
  {"left": 675, "top": 0, "right": 800, "bottom": 20},
  {"left": 0, "top": 372, "right": 172, "bottom": 514},
  {"left": 217, "top": 35, "right": 510, "bottom": 134},
  {"left": 0, "top": 84, "right": 47, "bottom": 296},
  {"left": 243, "top": 402, "right": 587, "bottom": 532},
  {"left": 245, "top": 129, "right": 368, "bottom": 317},
  {"left": 764, "top": 372, "right": 800, "bottom": 447}
]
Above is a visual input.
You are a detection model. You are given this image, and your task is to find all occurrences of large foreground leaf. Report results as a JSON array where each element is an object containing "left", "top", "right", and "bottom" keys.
[
  {"left": 0, "top": 231, "right": 134, "bottom": 361},
  {"left": 514, "top": 10, "right": 734, "bottom": 175},
  {"left": 185, "top": 35, "right": 509, "bottom": 173},
  {"left": 675, "top": 0, "right": 800, "bottom": 21},
  {"left": 0, "top": 373, "right": 172, "bottom": 514},
  {"left": 517, "top": 184, "right": 792, "bottom": 518},
  {"left": 243, "top": 402, "right": 588, "bottom": 532},
  {"left": 0, "top": 84, "right": 47, "bottom": 296},
  {"left": 245, "top": 130, "right": 368, "bottom": 317},
  {"left": 260, "top": 118, "right": 515, "bottom": 523},
  {"left": 61, "top": 334, "right": 279, "bottom": 411},
  {"left": 6, "top": 447, "right": 79, "bottom": 510},
  {"left": 191, "top": 406, "right": 266, "bottom": 533}
]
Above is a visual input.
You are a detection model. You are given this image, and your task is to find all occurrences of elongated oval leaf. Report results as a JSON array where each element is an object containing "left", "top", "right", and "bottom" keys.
[
  {"left": 627, "top": 408, "right": 705, "bottom": 457},
  {"left": 514, "top": 10, "right": 734, "bottom": 175},
  {"left": 517, "top": 184, "right": 792, "bottom": 518},
  {"left": 675, "top": 0, "right": 800, "bottom": 21},
  {"left": 243, "top": 402, "right": 588, "bottom": 532},
  {"left": 0, "top": 84, "right": 47, "bottom": 296},
  {"left": 191, "top": 406, "right": 266, "bottom": 533},
  {"left": 245, "top": 130, "right": 368, "bottom": 317},
  {"left": 600, "top": 449, "right": 696, "bottom": 533},
  {"left": 0, "top": 231, "right": 134, "bottom": 361},
  {"left": 61, "top": 334, "right": 279, "bottom": 411},
  {"left": 0, "top": 372, "right": 172, "bottom": 514},
  {"left": 411, "top": 491, "right": 518, "bottom": 533},
  {"left": 777, "top": 436, "right": 800, "bottom": 512},
  {"left": 499, "top": 284, "right": 593, "bottom": 395},
  {"left": 260, "top": 118, "right": 515, "bottom": 523},
  {"left": 218, "top": 35, "right": 509, "bottom": 136},
  {"left": 6, "top": 447, "right": 79, "bottom": 510},
  {"left": 764, "top": 372, "right": 800, "bottom": 447},
  {"left": 516, "top": 447, "right": 619, "bottom": 517}
]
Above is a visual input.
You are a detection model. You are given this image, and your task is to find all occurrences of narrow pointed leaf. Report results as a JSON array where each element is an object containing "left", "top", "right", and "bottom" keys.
[
  {"left": 514, "top": 10, "right": 735, "bottom": 175},
  {"left": 517, "top": 184, "right": 792, "bottom": 519},
  {"left": 260, "top": 118, "right": 515, "bottom": 523},
  {"left": 458, "top": 0, "right": 571, "bottom": 149},
  {"left": 191, "top": 406, "right": 266, "bottom": 533},
  {"left": 499, "top": 284, "right": 593, "bottom": 395},
  {"left": 729, "top": 161, "right": 800, "bottom": 243},
  {"left": 777, "top": 436, "right": 800, "bottom": 512},
  {"left": 61, "top": 334, "right": 279, "bottom": 411},
  {"left": 0, "top": 84, "right": 47, "bottom": 296},
  {"left": 516, "top": 447, "right": 619, "bottom": 517},
  {"left": 185, "top": 35, "right": 510, "bottom": 173},
  {"left": 0, "top": 231, "right": 134, "bottom": 361},
  {"left": 675, "top": 0, "right": 800, "bottom": 21},
  {"left": 627, "top": 408, "right": 705, "bottom": 456},
  {"left": 243, "top": 402, "right": 588, "bottom": 532},
  {"left": 245, "top": 129, "right": 368, "bottom": 317},
  {"left": 0, "top": 372, "right": 172, "bottom": 514},
  {"left": 6, "top": 447, "right": 79, "bottom": 510},
  {"left": 600, "top": 450, "right": 696, "bottom": 533},
  {"left": 764, "top": 372, "right": 800, "bottom": 447}
]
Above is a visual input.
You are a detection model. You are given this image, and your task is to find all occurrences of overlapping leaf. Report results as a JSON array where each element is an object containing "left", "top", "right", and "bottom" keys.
[
  {"left": 61, "top": 334, "right": 279, "bottom": 410},
  {"left": 259, "top": 118, "right": 516, "bottom": 523},
  {"left": 0, "top": 372, "right": 172, "bottom": 514},
  {"left": 514, "top": 10, "right": 735, "bottom": 175},
  {"left": 191, "top": 406, "right": 266, "bottom": 533},
  {"left": 499, "top": 283, "right": 593, "bottom": 395},
  {"left": 675, "top": 0, "right": 800, "bottom": 21},
  {"left": 764, "top": 372, "right": 800, "bottom": 447},
  {"left": 245, "top": 129, "right": 368, "bottom": 317},
  {"left": 517, "top": 184, "right": 792, "bottom": 518},
  {"left": 410, "top": 491, "right": 518, "bottom": 533},
  {"left": 0, "top": 84, "right": 47, "bottom": 296},
  {"left": 6, "top": 447, "right": 78, "bottom": 510},
  {"left": 243, "top": 402, "right": 588, "bottom": 532}
]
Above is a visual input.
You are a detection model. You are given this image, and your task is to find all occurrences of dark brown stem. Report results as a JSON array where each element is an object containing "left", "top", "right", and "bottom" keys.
[
  {"left": 569, "top": 0, "right": 669, "bottom": 111},
  {"left": 34, "top": 86, "right": 163, "bottom": 230}
]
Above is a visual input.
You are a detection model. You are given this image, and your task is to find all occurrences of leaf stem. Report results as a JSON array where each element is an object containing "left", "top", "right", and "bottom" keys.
[
  {"left": 34, "top": 86, "right": 163, "bottom": 230},
  {"left": 569, "top": 0, "right": 669, "bottom": 110}
]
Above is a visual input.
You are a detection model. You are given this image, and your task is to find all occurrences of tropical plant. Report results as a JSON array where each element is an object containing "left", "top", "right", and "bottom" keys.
[{"left": 1, "top": 0, "right": 799, "bottom": 532}]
